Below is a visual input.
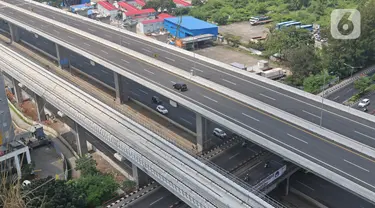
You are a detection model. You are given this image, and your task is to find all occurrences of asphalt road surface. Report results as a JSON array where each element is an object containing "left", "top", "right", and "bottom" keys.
[
  {"left": 5, "top": 0, "right": 375, "bottom": 151},
  {"left": 2, "top": 6, "right": 375, "bottom": 199}
]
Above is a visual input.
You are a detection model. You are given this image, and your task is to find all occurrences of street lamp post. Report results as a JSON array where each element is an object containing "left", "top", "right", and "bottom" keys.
[{"left": 320, "top": 70, "right": 327, "bottom": 127}]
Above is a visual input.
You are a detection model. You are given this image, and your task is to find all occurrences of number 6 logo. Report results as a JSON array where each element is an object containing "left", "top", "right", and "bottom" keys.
[{"left": 331, "top": 9, "right": 361, "bottom": 39}]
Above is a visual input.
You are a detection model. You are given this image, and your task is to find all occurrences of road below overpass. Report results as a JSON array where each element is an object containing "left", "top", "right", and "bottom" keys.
[
  {"left": 6, "top": 0, "right": 375, "bottom": 150},
  {"left": 1, "top": 5, "right": 375, "bottom": 203}
]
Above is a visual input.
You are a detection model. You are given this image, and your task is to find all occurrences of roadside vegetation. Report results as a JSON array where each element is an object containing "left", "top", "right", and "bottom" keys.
[{"left": 348, "top": 75, "right": 375, "bottom": 103}]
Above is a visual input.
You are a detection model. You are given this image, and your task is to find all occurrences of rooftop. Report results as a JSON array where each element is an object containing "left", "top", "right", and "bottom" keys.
[
  {"left": 118, "top": 1, "right": 138, "bottom": 12},
  {"left": 125, "top": 8, "right": 156, "bottom": 16},
  {"left": 97, "top": 1, "right": 117, "bottom": 11},
  {"left": 157, "top": 13, "right": 174, "bottom": 19},
  {"left": 173, "top": 0, "right": 191, "bottom": 6},
  {"left": 164, "top": 16, "right": 217, "bottom": 30}
]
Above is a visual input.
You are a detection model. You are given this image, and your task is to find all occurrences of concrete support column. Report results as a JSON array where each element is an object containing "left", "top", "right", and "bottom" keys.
[
  {"left": 14, "top": 155, "right": 22, "bottom": 179},
  {"left": 196, "top": 114, "right": 208, "bottom": 152},
  {"left": 75, "top": 123, "right": 88, "bottom": 157},
  {"left": 132, "top": 164, "right": 149, "bottom": 188},
  {"left": 25, "top": 148, "right": 31, "bottom": 164},
  {"left": 33, "top": 93, "right": 46, "bottom": 122},
  {"left": 12, "top": 78, "right": 23, "bottom": 104},
  {"left": 285, "top": 176, "right": 290, "bottom": 196},
  {"left": 55, "top": 43, "right": 62, "bottom": 68},
  {"left": 8, "top": 23, "right": 20, "bottom": 43},
  {"left": 114, "top": 72, "right": 122, "bottom": 104}
]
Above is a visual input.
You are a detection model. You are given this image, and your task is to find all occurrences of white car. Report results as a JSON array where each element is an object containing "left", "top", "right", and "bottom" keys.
[
  {"left": 358, "top": 99, "right": 370, "bottom": 108},
  {"left": 213, "top": 128, "right": 227, "bottom": 139},
  {"left": 156, "top": 105, "right": 168, "bottom": 114}
]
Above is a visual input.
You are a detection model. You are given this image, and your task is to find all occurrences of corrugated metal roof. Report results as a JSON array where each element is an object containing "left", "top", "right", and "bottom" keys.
[
  {"left": 141, "top": 18, "right": 163, "bottom": 24},
  {"left": 97, "top": 1, "right": 117, "bottom": 11},
  {"left": 125, "top": 8, "right": 156, "bottom": 16},
  {"left": 118, "top": 1, "right": 138, "bottom": 12},
  {"left": 173, "top": 0, "right": 191, "bottom": 6},
  {"left": 157, "top": 13, "right": 174, "bottom": 19},
  {"left": 164, "top": 16, "right": 217, "bottom": 30}
]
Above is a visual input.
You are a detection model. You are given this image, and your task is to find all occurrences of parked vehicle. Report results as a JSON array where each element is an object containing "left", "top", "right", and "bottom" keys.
[
  {"left": 213, "top": 128, "right": 227, "bottom": 139},
  {"left": 156, "top": 105, "right": 168, "bottom": 114},
  {"left": 250, "top": 16, "right": 272, "bottom": 25},
  {"left": 259, "top": 68, "right": 286, "bottom": 79},
  {"left": 173, "top": 83, "right": 188, "bottom": 91},
  {"left": 152, "top": 96, "right": 162, "bottom": 104},
  {"left": 358, "top": 98, "right": 370, "bottom": 107}
]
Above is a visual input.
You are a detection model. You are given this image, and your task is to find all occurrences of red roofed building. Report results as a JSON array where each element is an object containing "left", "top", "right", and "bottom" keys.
[
  {"left": 126, "top": 0, "right": 145, "bottom": 9},
  {"left": 173, "top": 0, "right": 191, "bottom": 7},
  {"left": 97, "top": 1, "right": 118, "bottom": 18},
  {"left": 124, "top": 8, "right": 157, "bottom": 22},
  {"left": 134, "top": 0, "right": 145, "bottom": 7},
  {"left": 137, "top": 18, "right": 164, "bottom": 34},
  {"left": 118, "top": 1, "right": 138, "bottom": 12},
  {"left": 157, "top": 13, "right": 174, "bottom": 19}
]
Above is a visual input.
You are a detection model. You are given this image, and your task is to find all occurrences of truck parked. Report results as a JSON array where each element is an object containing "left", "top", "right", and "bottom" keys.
[
  {"left": 250, "top": 16, "right": 272, "bottom": 25},
  {"left": 259, "top": 68, "right": 286, "bottom": 80}
]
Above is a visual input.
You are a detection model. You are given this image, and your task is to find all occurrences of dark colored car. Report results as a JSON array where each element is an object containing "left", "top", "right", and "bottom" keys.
[
  {"left": 152, "top": 96, "right": 162, "bottom": 104},
  {"left": 173, "top": 83, "right": 188, "bottom": 91}
]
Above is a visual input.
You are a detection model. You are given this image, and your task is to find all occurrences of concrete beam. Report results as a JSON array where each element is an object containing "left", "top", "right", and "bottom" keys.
[
  {"left": 196, "top": 114, "right": 208, "bottom": 152},
  {"left": 75, "top": 122, "right": 88, "bottom": 157},
  {"left": 33, "top": 93, "right": 46, "bottom": 122},
  {"left": 132, "top": 163, "right": 150, "bottom": 188},
  {"left": 8, "top": 23, "right": 20, "bottom": 43},
  {"left": 12, "top": 78, "right": 23, "bottom": 104}
]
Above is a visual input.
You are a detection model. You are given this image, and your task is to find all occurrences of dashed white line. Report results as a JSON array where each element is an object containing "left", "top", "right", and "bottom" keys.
[
  {"left": 142, "top": 48, "right": 152, "bottom": 53},
  {"left": 43, "top": 41, "right": 48, "bottom": 45},
  {"left": 346, "top": 88, "right": 353, "bottom": 93},
  {"left": 296, "top": 181, "right": 315, "bottom": 191},
  {"left": 202, "top": 95, "right": 218, "bottom": 103},
  {"left": 144, "top": 69, "right": 154, "bottom": 74},
  {"left": 121, "top": 59, "right": 129, "bottom": 63},
  {"left": 122, "top": 40, "right": 130, "bottom": 45},
  {"left": 130, "top": 91, "right": 140, "bottom": 97},
  {"left": 302, "top": 110, "right": 320, "bottom": 119},
  {"left": 40, "top": 24, "right": 46, "bottom": 27},
  {"left": 138, "top": 89, "right": 148, "bottom": 95},
  {"left": 150, "top": 197, "right": 164, "bottom": 206},
  {"left": 180, "top": 117, "right": 192, "bottom": 125},
  {"left": 287, "top": 133, "right": 308, "bottom": 144},
  {"left": 333, "top": 96, "right": 340, "bottom": 100},
  {"left": 100, "top": 50, "right": 108, "bottom": 54},
  {"left": 242, "top": 113, "right": 259, "bottom": 122},
  {"left": 83, "top": 42, "right": 91, "bottom": 47},
  {"left": 101, "top": 70, "right": 108, "bottom": 74},
  {"left": 53, "top": 29, "right": 60, "bottom": 34},
  {"left": 228, "top": 153, "right": 239, "bottom": 160},
  {"left": 192, "top": 67, "right": 203, "bottom": 72},
  {"left": 259, "top": 93, "right": 276, "bottom": 101},
  {"left": 67, "top": 36, "right": 75, "bottom": 40},
  {"left": 73, "top": 23, "right": 80, "bottom": 27},
  {"left": 104, "top": 34, "right": 111, "bottom": 38},
  {"left": 222, "top": 79, "right": 237, "bottom": 85},
  {"left": 87, "top": 28, "right": 95, "bottom": 32},
  {"left": 165, "top": 57, "right": 175, "bottom": 62},
  {"left": 8, "top": 11, "right": 13, "bottom": 14},
  {"left": 344, "top": 159, "right": 370, "bottom": 172},
  {"left": 354, "top": 131, "right": 374, "bottom": 140},
  {"left": 170, "top": 81, "right": 176, "bottom": 84}
]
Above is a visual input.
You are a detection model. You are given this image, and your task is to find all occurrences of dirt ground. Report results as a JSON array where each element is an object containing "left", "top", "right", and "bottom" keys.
[
  {"left": 219, "top": 22, "right": 269, "bottom": 44},
  {"left": 20, "top": 100, "right": 38, "bottom": 121},
  {"left": 92, "top": 152, "right": 127, "bottom": 183}
]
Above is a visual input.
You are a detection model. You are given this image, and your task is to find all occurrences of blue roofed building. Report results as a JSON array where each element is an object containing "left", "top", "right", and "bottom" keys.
[{"left": 164, "top": 16, "right": 218, "bottom": 38}]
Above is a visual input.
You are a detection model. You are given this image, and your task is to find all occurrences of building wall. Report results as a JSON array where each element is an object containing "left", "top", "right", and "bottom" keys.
[
  {"left": 123, "top": 13, "right": 156, "bottom": 22},
  {"left": 97, "top": 5, "right": 118, "bottom": 19},
  {"left": 137, "top": 21, "right": 163, "bottom": 34}
]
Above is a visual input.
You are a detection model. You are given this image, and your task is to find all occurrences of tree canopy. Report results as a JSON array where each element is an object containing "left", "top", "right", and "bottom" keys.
[{"left": 143, "top": 0, "right": 176, "bottom": 13}]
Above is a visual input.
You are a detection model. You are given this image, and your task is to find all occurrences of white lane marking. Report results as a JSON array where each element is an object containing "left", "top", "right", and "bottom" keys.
[
  {"left": 100, "top": 50, "right": 108, "bottom": 54},
  {"left": 53, "top": 29, "right": 60, "bottom": 34},
  {"left": 67, "top": 36, "right": 75, "bottom": 39},
  {"left": 83, "top": 42, "right": 91, "bottom": 47},
  {"left": 296, "top": 181, "right": 315, "bottom": 191},
  {"left": 170, "top": 81, "right": 176, "bottom": 84},
  {"left": 222, "top": 79, "right": 237, "bottom": 85},
  {"left": 122, "top": 40, "right": 130, "bottom": 45},
  {"left": 287, "top": 133, "right": 308, "bottom": 144},
  {"left": 87, "top": 28, "right": 95, "bottom": 32},
  {"left": 73, "top": 23, "right": 80, "bottom": 27},
  {"left": 246, "top": 147, "right": 257, "bottom": 153},
  {"left": 347, "top": 88, "right": 353, "bottom": 93},
  {"left": 149, "top": 197, "right": 164, "bottom": 206},
  {"left": 121, "top": 59, "right": 129, "bottom": 63},
  {"left": 101, "top": 70, "right": 108, "bottom": 74},
  {"left": 302, "top": 110, "right": 320, "bottom": 119},
  {"left": 144, "top": 69, "right": 154, "bottom": 74},
  {"left": 40, "top": 24, "right": 46, "bottom": 28},
  {"left": 242, "top": 113, "right": 259, "bottom": 122},
  {"left": 202, "top": 95, "right": 218, "bottom": 103},
  {"left": 259, "top": 93, "right": 276, "bottom": 101},
  {"left": 191, "top": 67, "right": 204, "bottom": 72},
  {"left": 142, "top": 48, "right": 151, "bottom": 53},
  {"left": 138, "top": 89, "right": 148, "bottom": 95},
  {"left": 180, "top": 117, "right": 192, "bottom": 125},
  {"left": 248, "top": 161, "right": 262, "bottom": 171},
  {"left": 130, "top": 91, "right": 140, "bottom": 97},
  {"left": 165, "top": 57, "right": 175, "bottom": 62},
  {"left": 104, "top": 34, "right": 111, "bottom": 38},
  {"left": 52, "top": 16, "right": 56, "bottom": 19},
  {"left": 43, "top": 41, "right": 49, "bottom": 45},
  {"left": 8, "top": 11, "right": 13, "bottom": 14},
  {"left": 228, "top": 153, "right": 239, "bottom": 160},
  {"left": 354, "top": 131, "right": 375, "bottom": 140},
  {"left": 333, "top": 96, "right": 340, "bottom": 100},
  {"left": 344, "top": 159, "right": 370, "bottom": 172}
]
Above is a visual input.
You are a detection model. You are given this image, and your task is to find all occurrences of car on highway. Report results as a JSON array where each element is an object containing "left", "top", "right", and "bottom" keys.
[
  {"left": 156, "top": 105, "right": 168, "bottom": 114},
  {"left": 213, "top": 128, "right": 227, "bottom": 139},
  {"left": 152, "top": 96, "right": 162, "bottom": 104},
  {"left": 358, "top": 98, "right": 370, "bottom": 107},
  {"left": 173, "top": 83, "right": 188, "bottom": 91}
]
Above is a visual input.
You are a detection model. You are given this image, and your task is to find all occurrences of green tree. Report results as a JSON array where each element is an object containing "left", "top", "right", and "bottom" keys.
[
  {"left": 75, "top": 155, "right": 98, "bottom": 177},
  {"left": 303, "top": 71, "right": 333, "bottom": 93},
  {"left": 212, "top": 12, "right": 228, "bottom": 25},
  {"left": 69, "top": 174, "right": 118, "bottom": 207},
  {"left": 174, "top": 7, "right": 191, "bottom": 16},
  {"left": 22, "top": 177, "right": 87, "bottom": 208},
  {"left": 143, "top": 0, "right": 161, "bottom": 10},
  {"left": 354, "top": 77, "right": 372, "bottom": 93},
  {"left": 122, "top": 180, "right": 137, "bottom": 192},
  {"left": 191, "top": 0, "right": 203, "bottom": 6},
  {"left": 372, "top": 74, "right": 375, "bottom": 81}
]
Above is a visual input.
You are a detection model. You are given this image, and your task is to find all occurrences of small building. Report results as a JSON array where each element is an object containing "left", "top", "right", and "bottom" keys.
[
  {"left": 118, "top": 1, "right": 139, "bottom": 13},
  {"left": 129, "top": 0, "right": 145, "bottom": 9},
  {"left": 137, "top": 18, "right": 164, "bottom": 34},
  {"left": 70, "top": 3, "right": 94, "bottom": 13},
  {"left": 124, "top": 8, "right": 157, "bottom": 22},
  {"left": 173, "top": 0, "right": 191, "bottom": 7},
  {"left": 164, "top": 16, "right": 218, "bottom": 38},
  {"left": 157, "top": 13, "right": 174, "bottom": 19},
  {"left": 97, "top": 1, "right": 118, "bottom": 19}
]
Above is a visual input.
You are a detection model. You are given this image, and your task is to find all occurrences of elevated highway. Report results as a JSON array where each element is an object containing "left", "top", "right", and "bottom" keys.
[
  {"left": 0, "top": 1, "right": 375, "bottom": 204},
  {"left": 0, "top": 43, "right": 276, "bottom": 208}
]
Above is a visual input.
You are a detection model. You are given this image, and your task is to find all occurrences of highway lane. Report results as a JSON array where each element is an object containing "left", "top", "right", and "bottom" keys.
[
  {"left": 2, "top": 6, "right": 375, "bottom": 198},
  {"left": 7, "top": 0, "right": 375, "bottom": 148},
  {"left": 290, "top": 171, "right": 375, "bottom": 208},
  {"left": 130, "top": 187, "right": 181, "bottom": 208}
]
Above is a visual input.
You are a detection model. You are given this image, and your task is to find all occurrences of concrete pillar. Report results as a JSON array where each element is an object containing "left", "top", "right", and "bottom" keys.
[
  {"left": 196, "top": 114, "right": 208, "bottom": 152},
  {"left": 56, "top": 43, "right": 62, "bottom": 68},
  {"left": 8, "top": 23, "right": 20, "bottom": 43},
  {"left": 25, "top": 148, "right": 31, "bottom": 164},
  {"left": 75, "top": 123, "right": 88, "bottom": 156},
  {"left": 285, "top": 176, "right": 290, "bottom": 196},
  {"left": 34, "top": 93, "right": 46, "bottom": 122},
  {"left": 12, "top": 78, "right": 23, "bottom": 104},
  {"left": 132, "top": 163, "right": 149, "bottom": 188},
  {"left": 114, "top": 72, "right": 122, "bottom": 104},
  {"left": 14, "top": 155, "right": 22, "bottom": 179}
]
